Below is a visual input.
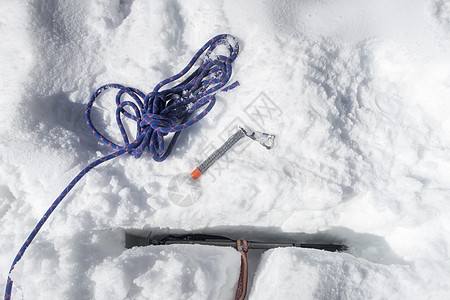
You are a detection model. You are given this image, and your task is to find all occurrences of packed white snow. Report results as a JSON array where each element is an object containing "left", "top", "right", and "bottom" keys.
[{"left": 1, "top": 0, "right": 450, "bottom": 299}]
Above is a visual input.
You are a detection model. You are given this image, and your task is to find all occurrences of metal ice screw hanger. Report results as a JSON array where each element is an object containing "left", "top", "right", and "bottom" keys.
[{"left": 191, "top": 127, "right": 275, "bottom": 179}]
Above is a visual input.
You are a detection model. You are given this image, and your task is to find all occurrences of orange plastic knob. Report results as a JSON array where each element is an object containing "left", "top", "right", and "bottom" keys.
[{"left": 191, "top": 168, "right": 202, "bottom": 179}]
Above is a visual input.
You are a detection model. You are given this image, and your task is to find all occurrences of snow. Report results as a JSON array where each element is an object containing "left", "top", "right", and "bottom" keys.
[
  {"left": 1, "top": 0, "right": 450, "bottom": 299},
  {"left": 250, "top": 247, "right": 426, "bottom": 300},
  {"left": 90, "top": 244, "right": 240, "bottom": 300}
]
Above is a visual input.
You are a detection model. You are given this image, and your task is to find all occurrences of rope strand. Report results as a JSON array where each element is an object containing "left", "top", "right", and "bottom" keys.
[{"left": 4, "top": 34, "right": 239, "bottom": 300}]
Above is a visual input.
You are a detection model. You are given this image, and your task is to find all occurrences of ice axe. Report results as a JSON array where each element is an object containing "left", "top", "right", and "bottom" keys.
[
  {"left": 126, "top": 232, "right": 347, "bottom": 300},
  {"left": 126, "top": 232, "right": 347, "bottom": 252},
  {"left": 191, "top": 127, "right": 276, "bottom": 179}
]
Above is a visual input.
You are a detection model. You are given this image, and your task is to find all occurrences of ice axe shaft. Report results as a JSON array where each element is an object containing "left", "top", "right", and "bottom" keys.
[
  {"left": 126, "top": 233, "right": 348, "bottom": 252},
  {"left": 162, "top": 240, "right": 345, "bottom": 251},
  {"left": 191, "top": 127, "right": 275, "bottom": 179}
]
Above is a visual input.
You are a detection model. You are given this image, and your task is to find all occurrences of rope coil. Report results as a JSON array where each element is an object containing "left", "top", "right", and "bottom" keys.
[
  {"left": 4, "top": 34, "right": 239, "bottom": 300},
  {"left": 86, "top": 34, "right": 239, "bottom": 161}
]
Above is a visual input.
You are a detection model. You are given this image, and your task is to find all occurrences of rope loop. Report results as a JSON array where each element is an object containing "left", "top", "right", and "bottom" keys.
[{"left": 86, "top": 34, "right": 239, "bottom": 162}]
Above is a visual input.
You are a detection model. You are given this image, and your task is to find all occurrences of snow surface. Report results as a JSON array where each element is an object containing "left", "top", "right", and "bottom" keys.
[{"left": 1, "top": 0, "right": 450, "bottom": 299}]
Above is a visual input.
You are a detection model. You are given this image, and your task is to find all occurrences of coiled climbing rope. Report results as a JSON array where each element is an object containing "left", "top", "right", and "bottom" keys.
[{"left": 4, "top": 34, "right": 239, "bottom": 300}]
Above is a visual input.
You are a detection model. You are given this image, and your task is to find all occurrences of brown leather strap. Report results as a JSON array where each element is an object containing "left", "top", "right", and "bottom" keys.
[{"left": 235, "top": 240, "right": 249, "bottom": 300}]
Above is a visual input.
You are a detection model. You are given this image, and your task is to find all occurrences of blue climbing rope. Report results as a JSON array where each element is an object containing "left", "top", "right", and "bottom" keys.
[{"left": 4, "top": 34, "right": 239, "bottom": 300}]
